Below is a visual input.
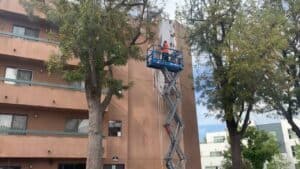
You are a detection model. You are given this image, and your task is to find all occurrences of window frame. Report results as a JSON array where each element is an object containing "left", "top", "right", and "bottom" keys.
[
  {"left": 288, "top": 129, "right": 297, "bottom": 139},
  {"left": 12, "top": 25, "right": 40, "bottom": 38},
  {"left": 209, "top": 151, "right": 223, "bottom": 157},
  {"left": 64, "top": 118, "right": 88, "bottom": 134},
  {"left": 108, "top": 120, "right": 122, "bottom": 137},
  {"left": 103, "top": 164, "right": 125, "bottom": 169},
  {"left": 17, "top": 69, "right": 33, "bottom": 82},
  {"left": 4, "top": 67, "right": 33, "bottom": 85},
  {"left": 0, "top": 113, "right": 28, "bottom": 133},
  {"left": 58, "top": 163, "right": 86, "bottom": 169},
  {"left": 292, "top": 145, "right": 297, "bottom": 157},
  {"left": 213, "top": 136, "right": 225, "bottom": 143}
]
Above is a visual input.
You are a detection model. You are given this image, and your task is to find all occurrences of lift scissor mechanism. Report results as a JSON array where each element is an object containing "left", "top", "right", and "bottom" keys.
[{"left": 146, "top": 45, "right": 186, "bottom": 169}]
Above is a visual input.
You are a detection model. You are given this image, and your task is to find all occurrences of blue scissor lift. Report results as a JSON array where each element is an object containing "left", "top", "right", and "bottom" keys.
[{"left": 146, "top": 46, "right": 186, "bottom": 169}]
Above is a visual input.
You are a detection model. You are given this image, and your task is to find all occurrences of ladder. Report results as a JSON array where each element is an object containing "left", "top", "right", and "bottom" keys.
[{"left": 161, "top": 67, "right": 186, "bottom": 169}]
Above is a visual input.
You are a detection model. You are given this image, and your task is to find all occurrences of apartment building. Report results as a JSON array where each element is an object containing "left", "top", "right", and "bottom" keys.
[
  {"left": 200, "top": 120, "right": 300, "bottom": 169},
  {"left": 257, "top": 120, "right": 300, "bottom": 169},
  {"left": 200, "top": 131, "right": 228, "bottom": 169},
  {"left": 0, "top": 1, "right": 201, "bottom": 169}
]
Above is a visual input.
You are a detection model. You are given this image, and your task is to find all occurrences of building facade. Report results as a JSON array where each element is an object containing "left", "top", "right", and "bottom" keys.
[
  {"left": 200, "top": 120, "right": 300, "bottom": 169},
  {"left": 257, "top": 120, "right": 300, "bottom": 169},
  {"left": 0, "top": 1, "right": 201, "bottom": 169},
  {"left": 200, "top": 131, "right": 229, "bottom": 169}
]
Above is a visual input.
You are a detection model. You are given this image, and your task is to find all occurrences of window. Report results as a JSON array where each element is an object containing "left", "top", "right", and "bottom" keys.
[
  {"left": 108, "top": 120, "right": 122, "bottom": 137},
  {"left": 65, "top": 119, "right": 88, "bottom": 133},
  {"left": 213, "top": 136, "right": 225, "bottom": 143},
  {"left": 205, "top": 166, "right": 219, "bottom": 169},
  {"left": 0, "top": 167, "right": 21, "bottom": 169},
  {"left": 292, "top": 146, "right": 297, "bottom": 157},
  {"left": 70, "top": 81, "right": 85, "bottom": 90},
  {"left": 12, "top": 25, "right": 39, "bottom": 38},
  {"left": 103, "top": 164, "right": 125, "bottom": 169},
  {"left": 288, "top": 129, "right": 297, "bottom": 139},
  {"left": 210, "top": 151, "right": 222, "bottom": 157},
  {"left": 0, "top": 114, "right": 27, "bottom": 134},
  {"left": 5, "top": 67, "right": 32, "bottom": 85},
  {"left": 58, "top": 163, "right": 85, "bottom": 169}
]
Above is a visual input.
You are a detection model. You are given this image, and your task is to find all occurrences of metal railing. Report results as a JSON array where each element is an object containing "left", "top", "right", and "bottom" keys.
[
  {"left": 0, "top": 77, "right": 84, "bottom": 91},
  {"left": 0, "top": 31, "right": 59, "bottom": 45},
  {"left": 0, "top": 128, "right": 88, "bottom": 137}
]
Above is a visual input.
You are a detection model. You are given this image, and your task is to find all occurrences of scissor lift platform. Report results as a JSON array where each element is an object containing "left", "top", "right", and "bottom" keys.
[
  {"left": 146, "top": 46, "right": 184, "bottom": 73},
  {"left": 146, "top": 45, "right": 186, "bottom": 169}
]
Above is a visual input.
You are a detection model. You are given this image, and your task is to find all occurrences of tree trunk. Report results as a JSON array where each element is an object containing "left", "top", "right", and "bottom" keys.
[
  {"left": 227, "top": 119, "right": 243, "bottom": 169},
  {"left": 230, "top": 133, "right": 242, "bottom": 169},
  {"left": 285, "top": 113, "right": 300, "bottom": 138},
  {"left": 86, "top": 87, "right": 103, "bottom": 169}
]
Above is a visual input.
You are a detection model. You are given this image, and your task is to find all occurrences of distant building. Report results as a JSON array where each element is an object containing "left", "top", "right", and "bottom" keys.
[
  {"left": 257, "top": 119, "right": 300, "bottom": 169},
  {"left": 200, "top": 131, "right": 229, "bottom": 169},
  {"left": 200, "top": 120, "right": 300, "bottom": 169}
]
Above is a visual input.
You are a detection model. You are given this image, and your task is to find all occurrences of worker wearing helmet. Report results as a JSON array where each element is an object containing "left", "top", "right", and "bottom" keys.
[{"left": 161, "top": 40, "right": 169, "bottom": 62}]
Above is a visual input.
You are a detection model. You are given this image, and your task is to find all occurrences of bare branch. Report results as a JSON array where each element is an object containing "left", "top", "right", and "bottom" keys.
[{"left": 129, "top": 0, "right": 147, "bottom": 46}]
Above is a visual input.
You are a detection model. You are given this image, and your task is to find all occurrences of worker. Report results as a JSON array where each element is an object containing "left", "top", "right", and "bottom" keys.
[{"left": 161, "top": 40, "right": 169, "bottom": 61}]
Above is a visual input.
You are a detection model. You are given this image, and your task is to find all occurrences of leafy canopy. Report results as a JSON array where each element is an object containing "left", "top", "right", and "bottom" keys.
[
  {"left": 185, "top": 0, "right": 288, "bottom": 133},
  {"left": 21, "top": 0, "right": 158, "bottom": 100}
]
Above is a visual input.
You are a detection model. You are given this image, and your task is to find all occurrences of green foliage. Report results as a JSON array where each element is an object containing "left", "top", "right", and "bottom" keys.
[
  {"left": 21, "top": 0, "right": 159, "bottom": 105},
  {"left": 258, "top": 0, "right": 300, "bottom": 137},
  {"left": 242, "top": 127, "right": 280, "bottom": 169},
  {"left": 222, "top": 127, "right": 281, "bottom": 169},
  {"left": 266, "top": 154, "right": 290, "bottom": 169},
  {"left": 184, "top": 0, "right": 288, "bottom": 129},
  {"left": 182, "top": 1, "right": 288, "bottom": 168}
]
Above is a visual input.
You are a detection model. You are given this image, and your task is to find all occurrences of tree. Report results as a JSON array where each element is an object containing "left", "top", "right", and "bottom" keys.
[
  {"left": 221, "top": 127, "right": 281, "bottom": 169},
  {"left": 266, "top": 154, "right": 290, "bottom": 169},
  {"left": 260, "top": 0, "right": 300, "bottom": 138},
  {"left": 20, "top": 1, "right": 159, "bottom": 169},
  {"left": 242, "top": 127, "right": 279, "bottom": 169},
  {"left": 182, "top": 1, "right": 288, "bottom": 168}
]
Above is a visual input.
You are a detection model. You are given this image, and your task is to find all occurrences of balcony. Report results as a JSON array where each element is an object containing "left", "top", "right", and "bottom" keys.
[
  {"left": 0, "top": 31, "right": 79, "bottom": 65},
  {"left": 0, "top": 31, "right": 58, "bottom": 62},
  {"left": 0, "top": 129, "right": 107, "bottom": 158},
  {"left": 0, "top": 0, "right": 45, "bottom": 18},
  {"left": 0, "top": 77, "right": 88, "bottom": 110}
]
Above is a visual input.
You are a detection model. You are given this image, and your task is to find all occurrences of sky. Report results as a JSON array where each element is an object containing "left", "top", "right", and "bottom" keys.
[
  {"left": 163, "top": 0, "right": 283, "bottom": 141},
  {"left": 161, "top": 0, "right": 185, "bottom": 19}
]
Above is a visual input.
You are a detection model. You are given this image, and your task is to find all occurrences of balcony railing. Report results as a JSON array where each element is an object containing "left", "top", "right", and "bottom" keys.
[
  {"left": 0, "top": 77, "right": 108, "bottom": 110},
  {"left": 0, "top": 128, "right": 88, "bottom": 137},
  {"left": 0, "top": 128, "right": 107, "bottom": 158},
  {"left": 0, "top": 78, "right": 88, "bottom": 110},
  {"left": 0, "top": 30, "right": 81, "bottom": 65},
  {"left": 0, "top": 77, "right": 84, "bottom": 91},
  {"left": 0, "top": 31, "right": 58, "bottom": 45}
]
